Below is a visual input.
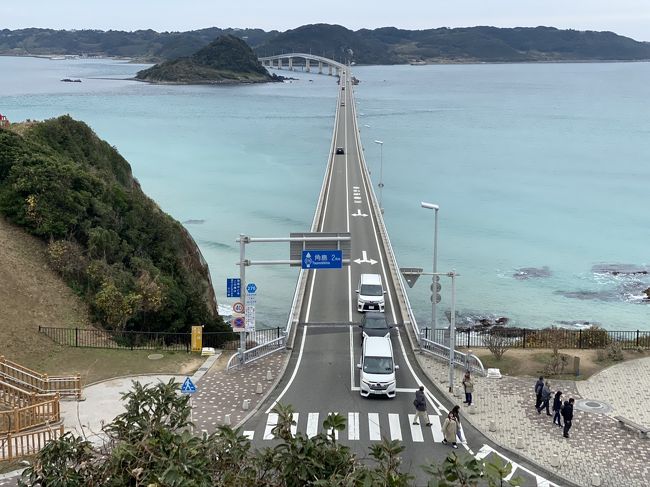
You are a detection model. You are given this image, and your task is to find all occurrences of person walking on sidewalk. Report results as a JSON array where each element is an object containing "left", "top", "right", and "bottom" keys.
[
  {"left": 442, "top": 405, "right": 461, "bottom": 449},
  {"left": 562, "top": 398, "right": 575, "bottom": 438},
  {"left": 412, "top": 386, "right": 432, "bottom": 426},
  {"left": 537, "top": 381, "right": 552, "bottom": 415},
  {"left": 534, "top": 376, "right": 544, "bottom": 409},
  {"left": 552, "top": 391, "right": 563, "bottom": 426},
  {"left": 462, "top": 371, "right": 474, "bottom": 406}
]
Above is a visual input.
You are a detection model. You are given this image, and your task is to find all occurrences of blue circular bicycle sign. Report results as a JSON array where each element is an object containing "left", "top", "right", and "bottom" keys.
[{"left": 246, "top": 283, "right": 257, "bottom": 294}]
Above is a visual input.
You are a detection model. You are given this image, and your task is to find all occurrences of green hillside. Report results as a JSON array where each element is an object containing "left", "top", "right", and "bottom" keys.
[{"left": 0, "top": 117, "right": 227, "bottom": 334}]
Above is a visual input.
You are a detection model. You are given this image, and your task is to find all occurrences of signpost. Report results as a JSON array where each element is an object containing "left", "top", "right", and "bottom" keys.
[
  {"left": 245, "top": 283, "right": 256, "bottom": 331},
  {"left": 232, "top": 302, "right": 244, "bottom": 314},
  {"left": 191, "top": 325, "right": 203, "bottom": 352},
  {"left": 231, "top": 315, "right": 245, "bottom": 332},
  {"left": 180, "top": 377, "right": 197, "bottom": 429},
  {"left": 227, "top": 278, "right": 241, "bottom": 298},
  {"left": 301, "top": 250, "right": 343, "bottom": 269}
]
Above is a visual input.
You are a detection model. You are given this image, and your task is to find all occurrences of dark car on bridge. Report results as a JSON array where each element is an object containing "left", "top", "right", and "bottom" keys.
[
  {"left": 359, "top": 311, "right": 392, "bottom": 340},
  {"left": 336, "top": 147, "right": 345, "bottom": 155}
]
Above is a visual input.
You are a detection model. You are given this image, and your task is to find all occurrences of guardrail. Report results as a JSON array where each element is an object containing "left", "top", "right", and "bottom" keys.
[
  {"left": 0, "top": 396, "right": 60, "bottom": 434},
  {"left": 420, "top": 335, "right": 486, "bottom": 376},
  {"left": 227, "top": 335, "right": 287, "bottom": 370},
  {"left": 0, "top": 424, "right": 65, "bottom": 461},
  {"left": 0, "top": 356, "right": 81, "bottom": 399}
]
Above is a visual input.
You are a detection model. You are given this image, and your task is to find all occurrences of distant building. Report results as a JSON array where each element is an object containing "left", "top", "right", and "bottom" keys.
[{"left": 0, "top": 113, "right": 9, "bottom": 128}]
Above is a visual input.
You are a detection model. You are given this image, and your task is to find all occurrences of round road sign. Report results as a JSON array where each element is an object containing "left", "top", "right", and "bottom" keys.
[
  {"left": 232, "top": 302, "right": 244, "bottom": 314},
  {"left": 233, "top": 317, "right": 245, "bottom": 327}
]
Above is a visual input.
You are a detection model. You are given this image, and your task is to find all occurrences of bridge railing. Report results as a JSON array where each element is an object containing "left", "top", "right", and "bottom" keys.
[
  {"left": 419, "top": 334, "right": 486, "bottom": 376},
  {"left": 226, "top": 335, "right": 286, "bottom": 370}
]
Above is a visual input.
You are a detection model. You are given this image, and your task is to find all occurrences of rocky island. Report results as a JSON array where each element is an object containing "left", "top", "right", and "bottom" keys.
[{"left": 135, "top": 34, "right": 279, "bottom": 84}]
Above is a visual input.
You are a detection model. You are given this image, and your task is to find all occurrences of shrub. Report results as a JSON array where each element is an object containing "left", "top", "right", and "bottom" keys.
[
  {"left": 580, "top": 326, "right": 610, "bottom": 348},
  {"left": 483, "top": 332, "right": 511, "bottom": 360},
  {"left": 606, "top": 342, "right": 624, "bottom": 361}
]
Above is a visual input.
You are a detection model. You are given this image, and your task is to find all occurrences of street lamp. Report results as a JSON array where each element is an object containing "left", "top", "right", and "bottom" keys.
[
  {"left": 374, "top": 140, "right": 384, "bottom": 213},
  {"left": 421, "top": 202, "right": 439, "bottom": 340}
]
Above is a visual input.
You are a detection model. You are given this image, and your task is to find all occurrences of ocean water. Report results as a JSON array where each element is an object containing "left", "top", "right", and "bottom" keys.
[{"left": 1, "top": 56, "right": 649, "bottom": 330}]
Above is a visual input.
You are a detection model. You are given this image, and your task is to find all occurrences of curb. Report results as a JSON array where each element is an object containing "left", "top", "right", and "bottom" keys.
[{"left": 414, "top": 352, "right": 583, "bottom": 487}]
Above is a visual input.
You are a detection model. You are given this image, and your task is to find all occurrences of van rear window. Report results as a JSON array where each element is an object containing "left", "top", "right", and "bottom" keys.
[{"left": 360, "top": 284, "right": 383, "bottom": 296}]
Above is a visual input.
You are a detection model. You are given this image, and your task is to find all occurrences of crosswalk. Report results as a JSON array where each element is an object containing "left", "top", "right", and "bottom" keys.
[{"left": 245, "top": 411, "right": 455, "bottom": 444}]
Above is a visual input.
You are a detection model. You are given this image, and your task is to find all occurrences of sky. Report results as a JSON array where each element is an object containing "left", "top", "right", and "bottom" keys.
[{"left": 2, "top": 0, "right": 649, "bottom": 41}]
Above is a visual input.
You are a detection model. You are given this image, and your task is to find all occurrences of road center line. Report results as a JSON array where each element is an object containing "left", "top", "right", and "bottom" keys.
[
  {"left": 266, "top": 325, "right": 308, "bottom": 413},
  {"left": 349, "top": 325, "right": 355, "bottom": 390}
]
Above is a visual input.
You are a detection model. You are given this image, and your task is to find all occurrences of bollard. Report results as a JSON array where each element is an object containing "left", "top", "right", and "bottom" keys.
[
  {"left": 489, "top": 420, "right": 496, "bottom": 432},
  {"left": 266, "top": 370, "right": 273, "bottom": 381},
  {"left": 242, "top": 399, "right": 250, "bottom": 411},
  {"left": 468, "top": 404, "right": 477, "bottom": 415},
  {"left": 256, "top": 382, "right": 263, "bottom": 394},
  {"left": 515, "top": 437, "right": 524, "bottom": 449},
  {"left": 224, "top": 414, "right": 231, "bottom": 426},
  {"left": 591, "top": 473, "right": 601, "bottom": 486},
  {"left": 550, "top": 454, "right": 560, "bottom": 467}
]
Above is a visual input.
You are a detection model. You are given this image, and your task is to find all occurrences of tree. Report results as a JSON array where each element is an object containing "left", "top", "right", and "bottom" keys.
[{"left": 483, "top": 332, "right": 511, "bottom": 361}]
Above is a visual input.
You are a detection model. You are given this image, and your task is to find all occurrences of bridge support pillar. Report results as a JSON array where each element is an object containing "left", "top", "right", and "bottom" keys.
[
  {"left": 328, "top": 64, "right": 332, "bottom": 76},
  {"left": 288, "top": 57, "right": 293, "bottom": 71},
  {"left": 278, "top": 58, "right": 283, "bottom": 69},
  {"left": 336, "top": 67, "right": 340, "bottom": 77},
  {"left": 318, "top": 61, "right": 323, "bottom": 74},
  {"left": 305, "top": 59, "right": 310, "bottom": 73}
]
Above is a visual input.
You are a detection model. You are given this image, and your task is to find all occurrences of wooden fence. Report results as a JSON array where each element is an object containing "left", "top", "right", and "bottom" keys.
[
  {"left": 0, "top": 424, "right": 64, "bottom": 461},
  {"left": 0, "top": 395, "right": 60, "bottom": 435},
  {"left": 0, "top": 356, "right": 81, "bottom": 399}
]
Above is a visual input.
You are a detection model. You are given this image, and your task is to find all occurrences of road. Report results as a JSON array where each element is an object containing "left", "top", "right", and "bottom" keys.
[{"left": 240, "top": 71, "right": 564, "bottom": 486}]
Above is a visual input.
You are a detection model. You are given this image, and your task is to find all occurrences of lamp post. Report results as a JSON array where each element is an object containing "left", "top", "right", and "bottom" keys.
[
  {"left": 421, "top": 202, "right": 439, "bottom": 340},
  {"left": 448, "top": 270, "right": 457, "bottom": 393},
  {"left": 374, "top": 140, "right": 384, "bottom": 212}
]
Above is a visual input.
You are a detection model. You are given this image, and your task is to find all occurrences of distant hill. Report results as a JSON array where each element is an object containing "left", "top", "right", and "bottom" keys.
[
  {"left": 0, "top": 117, "right": 227, "bottom": 334},
  {"left": 135, "top": 35, "right": 277, "bottom": 84},
  {"left": 1, "top": 24, "right": 649, "bottom": 64}
]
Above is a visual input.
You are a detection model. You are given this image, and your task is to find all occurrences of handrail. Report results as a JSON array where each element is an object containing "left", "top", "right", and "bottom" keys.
[
  {"left": 0, "top": 396, "right": 60, "bottom": 434},
  {"left": 227, "top": 336, "right": 286, "bottom": 370},
  {"left": 420, "top": 336, "right": 486, "bottom": 376},
  {"left": 0, "top": 380, "right": 56, "bottom": 409},
  {"left": 0, "top": 424, "right": 65, "bottom": 461},
  {"left": 0, "top": 356, "right": 81, "bottom": 399}
]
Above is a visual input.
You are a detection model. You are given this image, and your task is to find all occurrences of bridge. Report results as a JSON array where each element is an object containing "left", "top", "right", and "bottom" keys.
[
  {"left": 259, "top": 53, "right": 345, "bottom": 76},
  {"left": 231, "top": 61, "right": 564, "bottom": 486}
]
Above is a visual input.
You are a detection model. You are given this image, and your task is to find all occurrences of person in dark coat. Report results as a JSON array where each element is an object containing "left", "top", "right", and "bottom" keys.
[
  {"left": 537, "top": 381, "right": 552, "bottom": 415},
  {"left": 552, "top": 391, "right": 563, "bottom": 426},
  {"left": 534, "top": 376, "right": 544, "bottom": 409},
  {"left": 413, "top": 386, "right": 432, "bottom": 426},
  {"left": 561, "top": 397, "right": 575, "bottom": 438}
]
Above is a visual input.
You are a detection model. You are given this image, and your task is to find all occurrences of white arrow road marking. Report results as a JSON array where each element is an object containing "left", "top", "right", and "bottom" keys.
[
  {"left": 353, "top": 250, "right": 377, "bottom": 265},
  {"left": 351, "top": 209, "right": 368, "bottom": 217}
]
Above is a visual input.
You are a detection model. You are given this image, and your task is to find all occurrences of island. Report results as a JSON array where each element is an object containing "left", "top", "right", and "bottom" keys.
[{"left": 135, "top": 34, "right": 280, "bottom": 84}]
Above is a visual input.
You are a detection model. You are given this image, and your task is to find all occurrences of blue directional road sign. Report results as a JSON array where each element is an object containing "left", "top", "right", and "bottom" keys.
[
  {"left": 180, "top": 377, "right": 197, "bottom": 394},
  {"left": 246, "top": 283, "right": 257, "bottom": 294},
  {"left": 227, "top": 278, "right": 241, "bottom": 298},
  {"left": 302, "top": 250, "right": 343, "bottom": 269}
]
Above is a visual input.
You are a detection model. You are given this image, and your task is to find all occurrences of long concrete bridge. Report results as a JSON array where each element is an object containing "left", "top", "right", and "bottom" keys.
[{"left": 259, "top": 53, "right": 345, "bottom": 76}]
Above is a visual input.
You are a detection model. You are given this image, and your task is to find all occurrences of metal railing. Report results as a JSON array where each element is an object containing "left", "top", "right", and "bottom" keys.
[
  {"left": 0, "top": 356, "right": 81, "bottom": 399},
  {"left": 421, "top": 327, "right": 650, "bottom": 350},
  {"left": 227, "top": 334, "right": 287, "bottom": 370},
  {"left": 420, "top": 334, "right": 486, "bottom": 376}
]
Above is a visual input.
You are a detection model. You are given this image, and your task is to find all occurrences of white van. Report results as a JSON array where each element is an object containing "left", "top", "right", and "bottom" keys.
[
  {"left": 358, "top": 336, "right": 398, "bottom": 398},
  {"left": 356, "top": 273, "right": 385, "bottom": 312}
]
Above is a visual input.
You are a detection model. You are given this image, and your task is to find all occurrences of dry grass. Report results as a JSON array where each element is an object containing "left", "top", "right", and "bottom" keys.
[{"left": 0, "top": 217, "right": 204, "bottom": 384}]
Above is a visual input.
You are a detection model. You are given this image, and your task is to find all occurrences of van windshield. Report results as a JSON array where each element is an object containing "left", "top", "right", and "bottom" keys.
[
  {"left": 363, "top": 356, "right": 393, "bottom": 374},
  {"left": 360, "top": 284, "right": 383, "bottom": 296}
]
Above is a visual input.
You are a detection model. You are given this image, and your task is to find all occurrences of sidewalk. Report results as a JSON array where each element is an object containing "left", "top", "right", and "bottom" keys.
[{"left": 417, "top": 353, "right": 650, "bottom": 487}]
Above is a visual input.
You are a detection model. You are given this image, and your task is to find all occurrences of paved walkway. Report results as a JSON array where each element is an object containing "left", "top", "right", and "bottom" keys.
[{"left": 417, "top": 353, "right": 650, "bottom": 487}]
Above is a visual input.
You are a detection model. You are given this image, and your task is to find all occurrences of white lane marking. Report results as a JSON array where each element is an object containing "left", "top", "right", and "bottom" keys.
[
  {"left": 348, "top": 412, "right": 359, "bottom": 440},
  {"left": 353, "top": 250, "right": 377, "bottom": 265},
  {"left": 344, "top": 101, "right": 352, "bottom": 322},
  {"left": 351, "top": 209, "right": 367, "bottom": 217},
  {"left": 263, "top": 413, "right": 278, "bottom": 440},
  {"left": 475, "top": 444, "right": 492, "bottom": 460},
  {"left": 243, "top": 430, "right": 255, "bottom": 440},
  {"left": 304, "top": 269, "right": 317, "bottom": 321},
  {"left": 368, "top": 413, "right": 381, "bottom": 441},
  {"left": 349, "top": 325, "right": 355, "bottom": 390},
  {"left": 430, "top": 414, "right": 444, "bottom": 443},
  {"left": 348, "top": 264, "right": 353, "bottom": 322},
  {"left": 328, "top": 412, "right": 339, "bottom": 440},
  {"left": 306, "top": 412, "right": 319, "bottom": 438},
  {"left": 388, "top": 413, "right": 402, "bottom": 441},
  {"left": 476, "top": 444, "right": 556, "bottom": 486},
  {"left": 408, "top": 414, "right": 424, "bottom": 442},
  {"left": 291, "top": 413, "right": 299, "bottom": 438},
  {"left": 266, "top": 326, "right": 308, "bottom": 413},
  {"left": 395, "top": 329, "right": 445, "bottom": 415}
]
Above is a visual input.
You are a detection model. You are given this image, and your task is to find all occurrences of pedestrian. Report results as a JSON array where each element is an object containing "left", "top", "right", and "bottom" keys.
[
  {"left": 462, "top": 371, "right": 474, "bottom": 406},
  {"left": 561, "top": 397, "right": 575, "bottom": 438},
  {"left": 412, "top": 386, "right": 432, "bottom": 426},
  {"left": 534, "top": 376, "right": 544, "bottom": 409},
  {"left": 537, "top": 381, "right": 551, "bottom": 415},
  {"left": 552, "top": 391, "right": 563, "bottom": 427},
  {"left": 442, "top": 405, "right": 461, "bottom": 449}
]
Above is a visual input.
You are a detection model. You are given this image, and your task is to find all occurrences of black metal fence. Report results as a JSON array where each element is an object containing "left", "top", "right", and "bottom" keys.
[
  {"left": 38, "top": 326, "right": 284, "bottom": 352},
  {"left": 421, "top": 327, "right": 650, "bottom": 350}
]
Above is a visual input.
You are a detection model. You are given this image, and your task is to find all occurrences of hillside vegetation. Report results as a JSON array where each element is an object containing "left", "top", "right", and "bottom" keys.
[
  {"left": 136, "top": 35, "right": 276, "bottom": 84},
  {"left": 0, "top": 117, "right": 227, "bottom": 334},
  {"left": 1, "top": 24, "right": 649, "bottom": 64}
]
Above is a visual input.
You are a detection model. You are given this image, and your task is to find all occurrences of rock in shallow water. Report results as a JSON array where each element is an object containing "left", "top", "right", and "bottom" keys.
[{"left": 513, "top": 266, "right": 551, "bottom": 280}]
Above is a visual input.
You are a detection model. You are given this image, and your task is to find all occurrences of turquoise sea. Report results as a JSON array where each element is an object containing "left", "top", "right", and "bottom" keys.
[{"left": 1, "top": 56, "right": 649, "bottom": 331}]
